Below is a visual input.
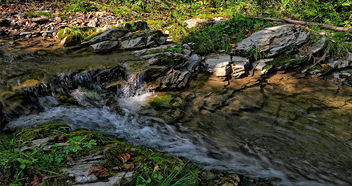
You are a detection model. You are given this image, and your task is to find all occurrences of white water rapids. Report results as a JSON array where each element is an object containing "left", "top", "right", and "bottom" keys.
[{"left": 5, "top": 89, "right": 329, "bottom": 186}]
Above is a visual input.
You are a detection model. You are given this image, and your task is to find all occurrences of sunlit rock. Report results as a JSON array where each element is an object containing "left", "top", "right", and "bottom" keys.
[{"left": 236, "top": 24, "right": 309, "bottom": 57}]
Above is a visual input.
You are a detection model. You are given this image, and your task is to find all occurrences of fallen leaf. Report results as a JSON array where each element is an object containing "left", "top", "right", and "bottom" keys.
[
  {"left": 29, "top": 175, "right": 42, "bottom": 186},
  {"left": 117, "top": 152, "right": 131, "bottom": 163},
  {"left": 88, "top": 166, "right": 110, "bottom": 178},
  {"left": 229, "top": 43, "right": 237, "bottom": 48},
  {"left": 122, "top": 163, "right": 135, "bottom": 170},
  {"left": 321, "top": 64, "right": 328, "bottom": 68},
  {"left": 154, "top": 165, "right": 161, "bottom": 171}
]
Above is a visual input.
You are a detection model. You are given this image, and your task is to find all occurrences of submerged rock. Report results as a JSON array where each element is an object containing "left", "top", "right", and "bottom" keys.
[{"left": 235, "top": 24, "right": 309, "bottom": 57}]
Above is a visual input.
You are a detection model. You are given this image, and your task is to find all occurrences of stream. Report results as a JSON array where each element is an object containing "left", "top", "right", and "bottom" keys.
[{"left": 1, "top": 43, "right": 352, "bottom": 186}]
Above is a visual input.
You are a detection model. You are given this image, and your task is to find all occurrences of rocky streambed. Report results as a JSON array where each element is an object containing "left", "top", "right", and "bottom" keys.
[{"left": 1, "top": 23, "right": 352, "bottom": 185}]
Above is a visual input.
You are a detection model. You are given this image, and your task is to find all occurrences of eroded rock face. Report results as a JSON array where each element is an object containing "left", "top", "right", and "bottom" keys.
[
  {"left": 120, "top": 30, "right": 167, "bottom": 50},
  {"left": 231, "top": 57, "right": 249, "bottom": 78},
  {"left": 205, "top": 54, "right": 232, "bottom": 77},
  {"left": 205, "top": 54, "right": 249, "bottom": 78},
  {"left": 236, "top": 24, "right": 309, "bottom": 57}
]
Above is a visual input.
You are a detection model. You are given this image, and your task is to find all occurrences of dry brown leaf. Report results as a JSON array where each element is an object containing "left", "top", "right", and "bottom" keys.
[
  {"left": 122, "top": 163, "right": 135, "bottom": 170},
  {"left": 88, "top": 166, "right": 110, "bottom": 178},
  {"left": 154, "top": 165, "right": 161, "bottom": 171},
  {"left": 29, "top": 175, "right": 42, "bottom": 186},
  {"left": 117, "top": 152, "right": 131, "bottom": 163}
]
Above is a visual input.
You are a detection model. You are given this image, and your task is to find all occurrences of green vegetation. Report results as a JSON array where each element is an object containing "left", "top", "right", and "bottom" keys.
[
  {"left": 56, "top": 27, "right": 104, "bottom": 46},
  {"left": 184, "top": 15, "right": 275, "bottom": 54},
  {"left": 0, "top": 121, "right": 202, "bottom": 185},
  {"left": 23, "top": 11, "right": 51, "bottom": 18},
  {"left": 147, "top": 94, "right": 175, "bottom": 110}
]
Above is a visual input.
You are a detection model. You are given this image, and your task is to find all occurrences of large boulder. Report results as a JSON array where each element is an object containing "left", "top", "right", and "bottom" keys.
[
  {"left": 81, "top": 28, "right": 127, "bottom": 46},
  {"left": 235, "top": 24, "right": 310, "bottom": 57}
]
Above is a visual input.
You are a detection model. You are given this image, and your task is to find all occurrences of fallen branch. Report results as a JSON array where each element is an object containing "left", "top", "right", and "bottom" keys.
[{"left": 249, "top": 17, "right": 352, "bottom": 32}]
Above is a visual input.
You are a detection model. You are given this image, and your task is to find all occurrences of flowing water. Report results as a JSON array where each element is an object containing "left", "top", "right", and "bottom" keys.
[{"left": 2, "top": 43, "right": 352, "bottom": 185}]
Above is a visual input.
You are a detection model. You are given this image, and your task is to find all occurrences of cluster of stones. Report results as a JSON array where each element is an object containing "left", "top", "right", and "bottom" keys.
[
  {"left": 0, "top": 2, "right": 122, "bottom": 39},
  {"left": 203, "top": 24, "right": 352, "bottom": 84}
]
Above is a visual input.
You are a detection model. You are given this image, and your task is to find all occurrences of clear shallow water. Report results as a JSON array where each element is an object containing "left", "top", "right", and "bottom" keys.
[
  {"left": 2, "top": 42, "right": 352, "bottom": 185},
  {"left": 7, "top": 83, "right": 352, "bottom": 186}
]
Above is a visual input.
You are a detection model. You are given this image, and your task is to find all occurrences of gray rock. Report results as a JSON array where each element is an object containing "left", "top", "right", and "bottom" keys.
[
  {"left": 63, "top": 154, "right": 104, "bottom": 184},
  {"left": 120, "top": 30, "right": 167, "bottom": 49},
  {"left": 231, "top": 56, "right": 249, "bottom": 78},
  {"left": 253, "top": 58, "right": 274, "bottom": 75},
  {"left": 184, "top": 18, "right": 207, "bottom": 28},
  {"left": 205, "top": 54, "right": 232, "bottom": 77},
  {"left": 236, "top": 24, "right": 310, "bottom": 57},
  {"left": 81, "top": 28, "right": 127, "bottom": 46},
  {"left": 161, "top": 70, "right": 191, "bottom": 89},
  {"left": 311, "top": 36, "right": 328, "bottom": 55},
  {"left": 90, "top": 41, "right": 118, "bottom": 53},
  {"left": 186, "top": 54, "right": 202, "bottom": 72},
  {"left": 87, "top": 18, "right": 99, "bottom": 28},
  {"left": 74, "top": 172, "right": 133, "bottom": 186},
  {"left": 133, "top": 44, "right": 176, "bottom": 56},
  {"left": 327, "top": 60, "right": 351, "bottom": 69}
]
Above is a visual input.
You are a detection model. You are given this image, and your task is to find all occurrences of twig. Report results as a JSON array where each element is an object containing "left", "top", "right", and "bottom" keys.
[{"left": 249, "top": 17, "right": 352, "bottom": 32}]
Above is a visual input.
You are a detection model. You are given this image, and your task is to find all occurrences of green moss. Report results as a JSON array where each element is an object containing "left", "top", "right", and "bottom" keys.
[
  {"left": 56, "top": 27, "right": 104, "bottom": 46},
  {"left": 23, "top": 11, "right": 51, "bottom": 18},
  {"left": 147, "top": 95, "right": 174, "bottom": 110},
  {"left": 19, "top": 121, "right": 70, "bottom": 141}
]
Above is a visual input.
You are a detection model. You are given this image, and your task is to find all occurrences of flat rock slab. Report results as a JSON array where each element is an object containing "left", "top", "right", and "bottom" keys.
[
  {"left": 236, "top": 24, "right": 309, "bottom": 57},
  {"left": 74, "top": 171, "right": 133, "bottom": 186},
  {"left": 81, "top": 28, "right": 127, "bottom": 46},
  {"left": 63, "top": 154, "right": 104, "bottom": 184},
  {"left": 205, "top": 54, "right": 232, "bottom": 77}
]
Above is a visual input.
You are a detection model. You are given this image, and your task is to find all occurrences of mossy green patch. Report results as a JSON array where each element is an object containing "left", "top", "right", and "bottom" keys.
[
  {"left": 23, "top": 11, "right": 51, "bottom": 18},
  {"left": 0, "top": 121, "right": 202, "bottom": 185},
  {"left": 56, "top": 27, "right": 104, "bottom": 46}
]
